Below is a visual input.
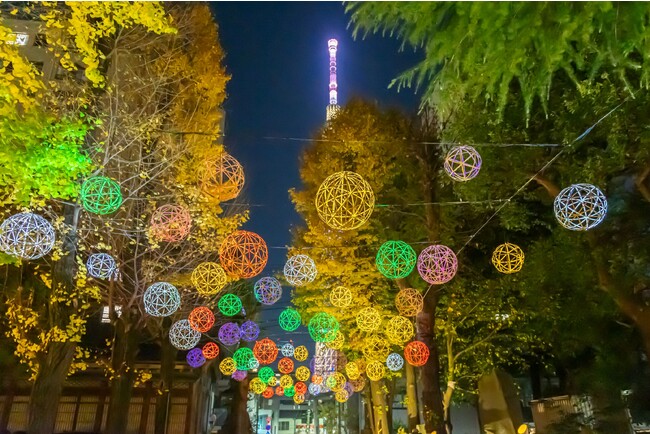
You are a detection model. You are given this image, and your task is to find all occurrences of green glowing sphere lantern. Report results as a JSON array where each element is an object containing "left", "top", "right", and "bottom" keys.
[
  {"left": 308, "top": 312, "right": 339, "bottom": 343},
  {"left": 80, "top": 176, "right": 123, "bottom": 215},
  {"left": 218, "top": 293, "right": 242, "bottom": 317},
  {"left": 279, "top": 308, "right": 301, "bottom": 331},
  {"left": 233, "top": 347, "right": 255, "bottom": 371},
  {"left": 375, "top": 240, "right": 416, "bottom": 279},
  {"left": 258, "top": 366, "right": 275, "bottom": 384}
]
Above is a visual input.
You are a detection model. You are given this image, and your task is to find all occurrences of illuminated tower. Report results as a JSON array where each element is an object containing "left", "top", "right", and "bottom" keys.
[{"left": 326, "top": 38, "right": 340, "bottom": 121}]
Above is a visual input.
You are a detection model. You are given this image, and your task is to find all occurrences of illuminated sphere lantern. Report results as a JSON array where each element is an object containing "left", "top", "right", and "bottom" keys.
[
  {"left": 219, "top": 230, "right": 268, "bottom": 278},
  {"left": 202, "top": 342, "right": 219, "bottom": 360},
  {"left": 233, "top": 347, "right": 255, "bottom": 371},
  {"left": 201, "top": 152, "right": 245, "bottom": 202},
  {"left": 293, "top": 345, "right": 308, "bottom": 362},
  {"left": 293, "top": 394, "right": 305, "bottom": 404},
  {"left": 345, "top": 361, "right": 360, "bottom": 380},
  {"left": 218, "top": 322, "right": 241, "bottom": 346},
  {"left": 326, "top": 372, "right": 346, "bottom": 391},
  {"left": 343, "top": 382, "right": 355, "bottom": 397},
  {"left": 0, "top": 212, "right": 55, "bottom": 260},
  {"left": 278, "top": 357, "right": 294, "bottom": 374},
  {"left": 188, "top": 307, "right": 215, "bottom": 333},
  {"left": 311, "top": 374, "right": 323, "bottom": 385},
  {"left": 385, "top": 315, "right": 414, "bottom": 345},
  {"left": 279, "top": 308, "right": 301, "bottom": 331},
  {"left": 363, "top": 335, "right": 391, "bottom": 362},
  {"left": 335, "top": 390, "right": 349, "bottom": 403},
  {"left": 169, "top": 319, "right": 201, "bottom": 350},
  {"left": 267, "top": 376, "right": 278, "bottom": 387},
  {"left": 350, "top": 376, "right": 366, "bottom": 392},
  {"left": 356, "top": 307, "right": 381, "bottom": 333},
  {"left": 281, "top": 342, "right": 295, "bottom": 357},
  {"left": 395, "top": 288, "right": 424, "bottom": 317},
  {"left": 254, "top": 277, "right": 282, "bottom": 305},
  {"left": 329, "top": 286, "right": 352, "bottom": 308},
  {"left": 366, "top": 361, "right": 386, "bottom": 381},
  {"left": 315, "top": 171, "right": 375, "bottom": 230},
  {"left": 375, "top": 240, "right": 417, "bottom": 279},
  {"left": 186, "top": 348, "right": 206, "bottom": 368},
  {"left": 294, "top": 381, "right": 307, "bottom": 395},
  {"left": 253, "top": 338, "right": 278, "bottom": 365},
  {"left": 308, "top": 312, "right": 339, "bottom": 343},
  {"left": 240, "top": 320, "right": 260, "bottom": 341},
  {"left": 554, "top": 183, "right": 607, "bottom": 231},
  {"left": 280, "top": 375, "right": 293, "bottom": 388},
  {"left": 218, "top": 293, "right": 242, "bottom": 316},
  {"left": 404, "top": 341, "right": 430, "bottom": 367},
  {"left": 143, "top": 282, "right": 180, "bottom": 317},
  {"left": 250, "top": 377, "right": 266, "bottom": 395},
  {"left": 275, "top": 386, "right": 284, "bottom": 397},
  {"left": 308, "top": 383, "right": 322, "bottom": 396},
  {"left": 80, "top": 176, "right": 122, "bottom": 215},
  {"left": 444, "top": 145, "right": 482, "bottom": 182},
  {"left": 296, "top": 366, "right": 310, "bottom": 381},
  {"left": 249, "top": 357, "right": 260, "bottom": 370},
  {"left": 417, "top": 245, "right": 458, "bottom": 285},
  {"left": 262, "top": 387, "right": 274, "bottom": 399},
  {"left": 283, "top": 254, "right": 317, "bottom": 286},
  {"left": 491, "top": 243, "right": 525, "bottom": 274},
  {"left": 258, "top": 366, "right": 275, "bottom": 384},
  {"left": 284, "top": 386, "right": 296, "bottom": 398},
  {"left": 191, "top": 262, "right": 228, "bottom": 296},
  {"left": 326, "top": 331, "right": 345, "bottom": 350},
  {"left": 231, "top": 370, "right": 247, "bottom": 382},
  {"left": 386, "top": 353, "right": 404, "bottom": 371},
  {"left": 86, "top": 253, "right": 117, "bottom": 279},
  {"left": 150, "top": 204, "right": 191, "bottom": 242}
]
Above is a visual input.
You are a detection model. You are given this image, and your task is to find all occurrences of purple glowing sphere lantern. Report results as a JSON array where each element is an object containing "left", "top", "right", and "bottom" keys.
[
  {"left": 186, "top": 348, "right": 206, "bottom": 368},
  {"left": 218, "top": 322, "right": 241, "bottom": 346},
  {"left": 443, "top": 145, "right": 482, "bottom": 182},
  {"left": 232, "top": 370, "right": 247, "bottom": 381},
  {"left": 240, "top": 320, "right": 260, "bottom": 342},
  {"left": 417, "top": 245, "right": 458, "bottom": 284}
]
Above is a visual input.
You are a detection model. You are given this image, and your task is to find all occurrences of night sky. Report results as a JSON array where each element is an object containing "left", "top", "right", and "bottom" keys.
[{"left": 210, "top": 2, "right": 422, "bottom": 343}]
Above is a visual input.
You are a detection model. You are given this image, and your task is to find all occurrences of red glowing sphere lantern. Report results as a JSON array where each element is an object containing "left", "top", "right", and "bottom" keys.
[
  {"left": 404, "top": 341, "right": 430, "bottom": 367},
  {"left": 253, "top": 338, "right": 279, "bottom": 365},
  {"left": 219, "top": 230, "right": 268, "bottom": 278},
  {"left": 202, "top": 342, "right": 220, "bottom": 360},
  {"left": 188, "top": 307, "right": 215, "bottom": 333},
  {"left": 150, "top": 204, "right": 192, "bottom": 242},
  {"left": 278, "top": 357, "right": 294, "bottom": 374}
]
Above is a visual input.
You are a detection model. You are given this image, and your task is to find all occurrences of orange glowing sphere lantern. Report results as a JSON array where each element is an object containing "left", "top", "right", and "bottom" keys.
[
  {"left": 219, "top": 230, "right": 268, "bottom": 279},
  {"left": 404, "top": 341, "right": 430, "bottom": 367},
  {"left": 278, "top": 357, "right": 294, "bottom": 374},
  {"left": 200, "top": 152, "right": 245, "bottom": 202},
  {"left": 311, "top": 374, "right": 323, "bottom": 385},
  {"left": 262, "top": 387, "right": 274, "bottom": 399},
  {"left": 294, "top": 381, "right": 307, "bottom": 395},
  {"left": 254, "top": 338, "right": 279, "bottom": 365},
  {"left": 188, "top": 306, "right": 215, "bottom": 333},
  {"left": 275, "top": 386, "right": 284, "bottom": 396},
  {"left": 202, "top": 342, "right": 219, "bottom": 360}
]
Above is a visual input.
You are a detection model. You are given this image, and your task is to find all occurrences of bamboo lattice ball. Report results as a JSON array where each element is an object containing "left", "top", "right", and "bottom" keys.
[
  {"left": 191, "top": 262, "right": 228, "bottom": 296},
  {"left": 186, "top": 348, "right": 206, "bottom": 368},
  {"left": 233, "top": 347, "right": 255, "bottom": 371},
  {"left": 296, "top": 366, "right": 311, "bottom": 381},
  {"left": 366, "top": 361, "right": 386, "bottom": 381},
  {"left": 294, "top": 381, "right": 307, "bottom": 395},
  {"left": 262, "top": 387, "right": 274, "bottom": 399},
  {"left": 375, "top": 240, "right": 417, "bottom": 279},
  {"left": 283, "top": 254, "right": 318, "bottom": 286},
  {"left": 267, "top": 376, "right": 278, "bottom": 387},
  {"left": 240, "top": 320, "right": 260, "bottom": 341},
  {"left": 281, "top": 342, "right": 295, "bottom": 357},
  {"left": 150, "top": 204, "right": 192, "bottom": 242},
  {"left": 386, "top": 353, "right": 404, "bottom": 371},
  {"left": 219, "top": 230, "right": 268, "bottom": 278},
  {"left": 417, "top": 244, "right": 458, "bottom": 284},
  {"left": 385, "top": 315, "right": 414, "bottom": 345},
  {"left": 254, "top": 276, "right": 282, "bottom": 305},
  {"left": 343, "top": 381, "right": 354, "bottom": 397},
  {"left": 325, "top": 372, "right": 346, "bottom": 391},
  {"left": 554, "top": 183, "right": 608, "bottom": 231},
  {"left": 169, "top": 320, "right": 201, "bottom": 350},
  {"left": 345, "top": 361, "right": 360, "bottom": 380},
  {"left": 293, "top": 393, "right": 305, "bottom": 404},
  {"left": 250, "top": 377, "right": 266, "bottom": 394},
  {"left": 258, "top": 366, "right": 275, "bottom": 384},
  {"left": 201, "top": 152, "right": 245, "bottom": 202},
  {"left": 80, "top": 176, "right": 122, "bottom": 215},
  {"left": 356, "top": 307, "right": 381, "bottom": 332},
  {"left": 144, "top": 282, "right": 180, "bottom": 317},
  {"left": 253, "top": 338, "right": 278, "bottom": 365},
  {"left": 326, "top": 331, "right": 345, "bottom": 350},
  {"left": 279, "top": 308, "right": 301, "bottom": 331},
  {"left": 202, "top": 342, "right": 219, "bottom": 360},
  {"left": 188, "top": 306, "right": 215, "bottom": 333},
  {"left": 329, "top": 286, "right": 352, "bottom": 308},
  {"left": 308, "top": 383, "right": 321, "bottom": 395},
  {"left": 311, "top": 374, "right": 323, "bottom": 385},
  {"left": 0, "top": 212, "right": 55, "bottom": 260},
  {"left": 279, "top": 374, "right": 293, "bottom": 388},
  {"left": 395, "top": 288, "right": 424, "bottom": 317},
  {"left": 308, "top": 312, "right": 340, "bottom": 343},
  {"left": 444, "top": 145, "right": 482, "bottom": 182},
  {"left": 335, "top": 390, "right": 349, "bottom": 403},
  {"left": 218, "top": 322, "right": 241, "bottom": 346},
  {"left": 404, "top": 341, "right": 430, "bottom": 367},
  {"left": 275, "top": 386, "right": 284, "bottom": 396},
  {"left": 315, "top": 171, "right": 375, "bottom": 230},
  {"left": 86, "top": 253, "right": 117, "bottom": 279},
  {"left": 248, "top": 358, "right": 260, "bottom": 370},
  {"left": 232, "top": 370, "right": 247, "bottom": 382},
  {"left": 293, "top": 345, "right": 308, "bottom": 362},
  {"left": 362, "top": 335, "right": 391, "bottom": 362},
  {"left": 491, "top": 243, "right": 525, "bottom": 274},
  {"left": 284, "top": 386, "right": 295, "bottom": 398},
  {"left": 350, "top": 376, "right": 366, "bottom": 392},
  {"left": 278, "top": 357, "right": 294, "bottom": 374},
  {"left": 218, "top": 293, "right": 242, "bottom": 316}
]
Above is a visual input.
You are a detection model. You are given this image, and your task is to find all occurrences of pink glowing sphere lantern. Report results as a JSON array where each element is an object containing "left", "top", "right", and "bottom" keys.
[
  {"left": 417, "top": 245, "right": 458, "bottom": 284},
  {"left": 150, "top": 204, "right": 192, "bottom": 242}
]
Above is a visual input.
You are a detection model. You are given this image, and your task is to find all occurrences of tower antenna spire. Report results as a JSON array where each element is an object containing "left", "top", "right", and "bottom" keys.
[{"left": 326, "top": 39, "right": 340, "bottom": 121}]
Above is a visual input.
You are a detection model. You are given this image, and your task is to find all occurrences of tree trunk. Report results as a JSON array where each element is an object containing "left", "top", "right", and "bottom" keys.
[
  {"left": 220, "top": 377, "right": 252, "bottom": 434},
  {"left": 442, "top": 381, "right": 455, "bottom": 434},
  {"left": 405, "top": 363, "right": 419, "bottom": 431},
  {"left": 155, "top": 321, "right": 177, "bottom": 434},
  {"left": 105, "top": 314, "right": 141, "bottom": 434},
  {"left": 362, "top": 387, "right": 374, "bottom": 434},
  {"left": 370, "top": 380, "right": 390, "bottom": 434},
  {"left": 28, "top": 341, "right": 77, "bottom": 434}
]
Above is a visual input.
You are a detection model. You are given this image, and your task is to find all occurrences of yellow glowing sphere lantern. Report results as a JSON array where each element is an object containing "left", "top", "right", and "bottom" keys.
[
  {"left": 335, "top": 390, "right": 349, "bottom": 403},
  {"left": 279, "top": 374, "right": 294, "bottom": 388},
  {"left": 201, "top": 152, "right": 245, "bottom": 202},
  {"left": 326, "top": 330, "right": 345, "bottom": 350},
  {"left": 296, "top": 366, "right": 311, "bottom": 381},
  {"left": 267, "top": 376, "right": 278, "bottom": 387},
  {"left": 395, "top": 287, "right": 424, "bottom": 317},
  {"left": 366, "top": 361, "right": 386, "bottom": 381},
  {"left": 355, "top": 358, "right": 367, "bottom": 374},
  {"left": 329, "top": 286, "right": 352, "bottom": 308},
  {"left": 315, "top": 171, "right": 375, "bottom": 231},
  {"left": 325, "top": 372, "right": 346, "bottom": 391},
  {"left": 191, "top": 262, "right": 228, "bottom": 296},
  {"left": 385, "top": 315, "right": 414, "bottom": 345},
  {"left": 363, "top": 335, "right": 391, "bottom": 362},
  {"left": 356, "top": 307, "right": 381, "bottom": 333},
  {"left": 293, "top": 345, "right": 309, "bottom": 362},
  {"left": 345, "top": 361, "right": 360, "bottom": 380},
  {"left": 350, "top": 376, "right": 366, "bottom": 392},
  {"left": 491, "top": 242, "right": 525, "bottom": 274},
  {"left": 219, "top": 357, "right": 236, "bottom": 376},
  {"left": 250, "top": 377, "right": 266, "bottom": 395},
  {"left": 293, "top": 394, "right": 305, "bottom": 404}
]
